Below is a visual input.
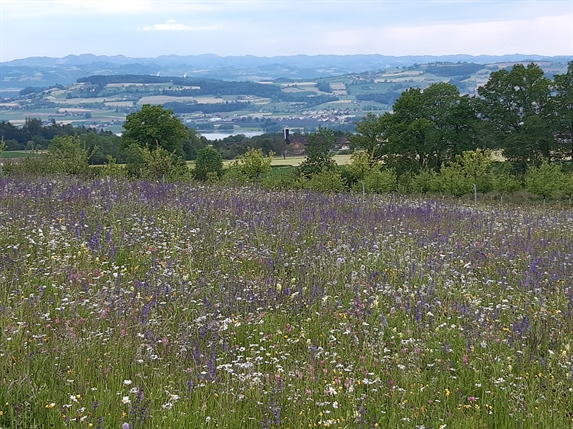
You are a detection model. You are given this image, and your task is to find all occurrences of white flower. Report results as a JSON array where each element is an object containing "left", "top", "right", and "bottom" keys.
[
  {"left": 122, "top": 396, "right": 131, "bottom": 404},
  {"left": 123, "top": 379, "right": 132, "bottom": 385},
  {"left": 332, "top": 401, "right": 339, "bottom": 409}
]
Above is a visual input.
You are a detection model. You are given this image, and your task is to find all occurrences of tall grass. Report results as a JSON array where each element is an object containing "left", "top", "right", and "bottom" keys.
[{"left": 1, "top": 176, "right": 572, "bottom": 428}]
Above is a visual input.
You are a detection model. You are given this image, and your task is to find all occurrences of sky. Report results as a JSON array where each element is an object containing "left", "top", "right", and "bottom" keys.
[{"left": 0, "top": 0, "right": 572, "bottom": 62}]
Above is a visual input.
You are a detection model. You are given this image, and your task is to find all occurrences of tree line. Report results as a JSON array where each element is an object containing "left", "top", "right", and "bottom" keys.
[
  {"left": 2, "top": 61, "right": 573, "bottom": 203},
  {"left": 78, "top": 75, "right": 283, "bottom": 99},
  {"left": 0, "top": 118, "right": 96, "bottom": 151},
  {"left": 350, "top": 62, "right": 573, "bottom": 175},
  {"left": 76, "top": 74, "right": 341, "bottom": 106},
  {"left": 4, "top": 124, "right": 572, "bottom": 205}
]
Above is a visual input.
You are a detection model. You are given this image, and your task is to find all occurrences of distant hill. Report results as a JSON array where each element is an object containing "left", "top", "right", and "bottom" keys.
[
  {"left": 2, "top": 53, "right": 572, "bottom": 91},
  {"left": 2, "top": 55, "right": 572, "bottom": 135}
]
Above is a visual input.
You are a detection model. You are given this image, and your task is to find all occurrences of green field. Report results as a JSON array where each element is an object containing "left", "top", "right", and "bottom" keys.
[
  {"left": 0, "top": 150, "right": 37, "bottom": 158},
  {"left": 210, "top": 154, "right": 352, "bottom": 168}
]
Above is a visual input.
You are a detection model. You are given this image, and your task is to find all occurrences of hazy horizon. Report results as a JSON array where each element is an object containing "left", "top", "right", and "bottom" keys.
[{"left": 5, "top": 51, "right": 573, "bottom": 62}]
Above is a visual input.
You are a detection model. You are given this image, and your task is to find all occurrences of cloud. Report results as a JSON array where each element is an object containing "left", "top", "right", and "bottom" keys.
[
  {"left": 0, "top": 0, "right": 214, "bottom": 17},
  {"left": 141, "top": 20, "right": 218, "bottom": 32},
  {"left": 54, "top": 0, "right": 153, "bottom": 13},
  {"left": 1, "top": 0, "right": 571, "bottom": 60},
  {"left": 324, "top": 14, "right": 573, "bottom": 56}
]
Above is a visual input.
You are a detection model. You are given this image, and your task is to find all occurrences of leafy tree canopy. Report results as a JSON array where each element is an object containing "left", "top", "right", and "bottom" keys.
[
  {"left": 228, "top": 147, "right": 273, "bottom": 181},
  {"left": 122, "top": 104, "right": 189, "bottom": 157},
  {"left": 552, "top": 62, "right": 573, "bottom": 160},
  {"left": 366, "top": 82, "right": 478, "bottom": 172},
  {"left": 298, "top": 128, "right": 338, "bottom": 177},
  {"left": 477, "top": 63, "right": 553, "bottom": 165},
  {"left": 349, "top": 112, "right": 392, "bottom": 164},
  {"left": 194, "top": 146, "right": 223, "bottom": 181},
  {"left": 525, "top": 161, "right": 563, "bottom": 200}
]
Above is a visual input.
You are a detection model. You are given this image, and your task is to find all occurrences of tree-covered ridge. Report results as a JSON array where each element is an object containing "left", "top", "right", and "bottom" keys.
[
  {"left": 5, "top": 59, "right": 570, "bottom": 139},
  {"left": 77, "top": 75, "right": 283, "bottom": 98},
  {"left": 425, "top": 62, "right": 485, "bottom": 77}
]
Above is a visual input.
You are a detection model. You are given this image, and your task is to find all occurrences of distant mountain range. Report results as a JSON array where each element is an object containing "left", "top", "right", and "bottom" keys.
[{"left": 1, "top": 53, "right": 572, "bottom": 92}]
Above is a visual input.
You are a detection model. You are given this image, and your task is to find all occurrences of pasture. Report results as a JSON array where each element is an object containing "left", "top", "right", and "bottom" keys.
[
  {"left": 280, "top": 82, "right": 324, "bottom": 95},
  {"left": 0, "top": 150, "right": 35, "bottom": 159},
  {"left": 211, "top": 154, "right": 352, "bottom": 168},
  {"left": 274, "top": 154, "right": 352, "bottom": 167},
  {"left": 1, "top": 177, "right": 573, "bottom": 428}
]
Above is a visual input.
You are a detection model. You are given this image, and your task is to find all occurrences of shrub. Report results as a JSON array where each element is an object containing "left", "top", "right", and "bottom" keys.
[
  {"left": 100, "top": 156, "right": 127, "bottom": 179},
  {"left": 412, "top": 169, "right": 441, "bottom": 194},
  {"left": 362, "top": 167, "right": 397, "bottom": 194},
  {"left": 194, "top": 146, "right": 223, "bottom": 181},
  {"left": 3, "top": 155, "right": 53, "bottom": 177},
  {"left": 47, "top": 135, "right": 91, "bottom": 175},
  {"left": 260, "top": 167, "right": 298, "bottom": 191},
  {"left": 220, "top": 166, "right": 249, "bottom": 186},
  {"left": 125, "top": 144, "right": 189, "bottom": 182},
  {"left": 525, "top": 161, "right": 563, "bottom": 202},
  {"left": 560, "top": 172, "right": 573, "bottom": 204},
  {"left": 298, "top": 168, "right": 347, "bottom": 192},
  {"left": 228, "top": 148, "right": 273, "bottom": 182},
  {"left": 437, "top": 164, "right": 473, "bottom": 198},
  {"left": 491, "top": 171, "right": 522, "bottom": 203}
]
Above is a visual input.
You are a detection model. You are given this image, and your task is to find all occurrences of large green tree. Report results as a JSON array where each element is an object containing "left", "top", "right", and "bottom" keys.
[
  {"left": 80, "top": 132, "right": 125, "bottom": 165},
  {"left": 383, "top": 83, "right": 478, "bottom": 172},
  {"left": 525, "top": 161, "right": 563, "bottom": 204},
  {"left": 122, "top": 104, "right": 189, "bottom": 157},
  {"left": 477, "top": 63, "right": 553, "bottom": 167},
  {"left": 182, "top": 128, "right": 207, "bottom": 161},
  {"left": 194, "top": 146, "right": 223, "bottom": 181},
  {"left": 349, "top": 112, "right": 392, "bottom": 165},
  {"left": 298, "top": 128, "right": 337, "bottom": 177},
  {"left": 47, "top": 135, "right": 91, "bottom": 175},
  {"left": 552, "top": 61, "right": 573, "bottom": 160}
]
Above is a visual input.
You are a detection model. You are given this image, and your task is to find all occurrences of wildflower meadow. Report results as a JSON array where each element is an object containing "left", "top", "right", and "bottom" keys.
[{"left": 1, "top": 176, "right": 573, "bottom": 428}]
